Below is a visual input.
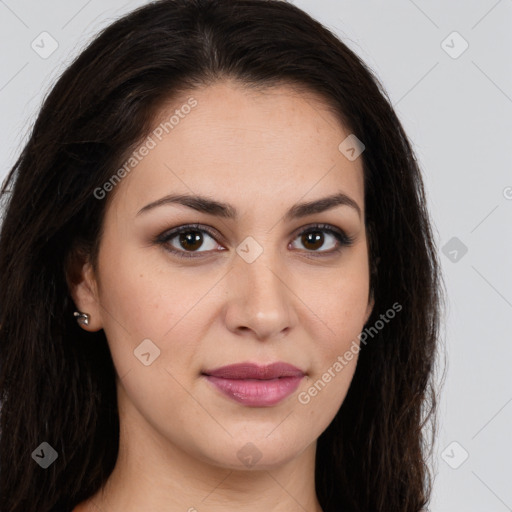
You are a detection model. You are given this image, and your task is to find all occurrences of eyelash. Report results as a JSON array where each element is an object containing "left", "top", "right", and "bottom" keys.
[{"left": 154, "top": 223, "right": 355, "bottom": 260}]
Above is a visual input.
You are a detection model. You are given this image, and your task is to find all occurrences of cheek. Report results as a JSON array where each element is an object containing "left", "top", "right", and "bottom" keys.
[
  {"left": 299, "top": 250, "right": 369, "bottom": 414},
  {"left": 93, "top": 236, "right": 169, "bottom": 375},
  {"left": 305, "top": 251, "right": 370, "bottom": 351},
  {"left": 298, "top": 275, "right": 368, "bottom": 422},
  {"left": 98, "top": 256, "right": 158, "bottom": 336},
  {"left": 97, "top": 238, "right": 190, "bottom": 337},
  {"left": 95, "top": 239, "right": 216, "bottom": 376},
  {"left": 94, "top": 247, "right": 206, "bottom": 426}
]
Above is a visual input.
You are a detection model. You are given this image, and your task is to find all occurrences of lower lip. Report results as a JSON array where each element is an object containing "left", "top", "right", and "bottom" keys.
[{"left": 203, "top": 375, "right": 303, "bottom": 406}]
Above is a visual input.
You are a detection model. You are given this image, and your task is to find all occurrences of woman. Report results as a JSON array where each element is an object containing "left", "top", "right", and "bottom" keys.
[{"left": 0, "top": 1, "right": 443, "bottom": 511}]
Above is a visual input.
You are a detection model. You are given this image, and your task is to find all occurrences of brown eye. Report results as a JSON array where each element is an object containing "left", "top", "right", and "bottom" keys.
[
  {"left": 291, "top": 224, "right": 354, "bottom": 255},
  {"left": 176, "top": 231, "right": 205, "bottom": 252},
  {"left": 156, "top": 224, "right": 221, "bottom": 259},
  {"left": 300, "top": 230, "right": 326, "bottom": 251}
]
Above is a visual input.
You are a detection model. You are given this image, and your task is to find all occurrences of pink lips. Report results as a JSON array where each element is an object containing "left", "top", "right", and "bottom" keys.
[{"left": 202, "top": 362, "right": 305, "bottom": 407}]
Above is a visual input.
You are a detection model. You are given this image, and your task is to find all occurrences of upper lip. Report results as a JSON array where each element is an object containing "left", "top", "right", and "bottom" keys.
[{"left": 202, "top": 362, "right": 305, "bottom": 380}]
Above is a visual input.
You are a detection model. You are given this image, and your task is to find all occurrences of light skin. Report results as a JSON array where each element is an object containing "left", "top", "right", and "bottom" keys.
[{"left": 70, "top": 79, "right": 374, "bottom": 512}]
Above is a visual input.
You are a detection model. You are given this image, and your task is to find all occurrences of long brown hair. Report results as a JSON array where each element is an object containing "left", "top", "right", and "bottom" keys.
[{"left": 0, "top": 1, "right": 444, "bottom": 510}]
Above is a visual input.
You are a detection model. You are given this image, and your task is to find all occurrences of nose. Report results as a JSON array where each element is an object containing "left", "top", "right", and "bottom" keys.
[{"left": 223, "top": 247, "right": 296, "bottom": 341}]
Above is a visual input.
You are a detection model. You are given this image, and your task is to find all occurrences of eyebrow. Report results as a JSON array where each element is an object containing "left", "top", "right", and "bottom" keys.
[{"left": 136, "top": 192, "right": 362, "bottom": 221}]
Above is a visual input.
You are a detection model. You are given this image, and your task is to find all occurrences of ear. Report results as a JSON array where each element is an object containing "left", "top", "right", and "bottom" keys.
[
  {"left": 66, "top": 248, "right": 104, "bottom": 332},
  {"left": 364, "top": 293, "right": 375, "bottom": 326},
  {"left": 365, "top": 222, "right": 378, "bottom": 326}
]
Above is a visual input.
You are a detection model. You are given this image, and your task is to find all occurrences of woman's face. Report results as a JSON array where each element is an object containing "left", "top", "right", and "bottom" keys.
[{"left": 74, "top": 79, "right": 373, "bottom": 470}]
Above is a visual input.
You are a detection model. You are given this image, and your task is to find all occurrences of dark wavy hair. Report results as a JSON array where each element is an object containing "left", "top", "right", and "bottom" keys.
[{"left": 0, "top": 1, "right": 444, "bottom": 511}]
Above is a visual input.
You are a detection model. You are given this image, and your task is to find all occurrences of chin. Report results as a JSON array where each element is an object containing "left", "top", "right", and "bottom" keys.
[{"left": 192, "top": 432, "right": 312, "bottom": 471}]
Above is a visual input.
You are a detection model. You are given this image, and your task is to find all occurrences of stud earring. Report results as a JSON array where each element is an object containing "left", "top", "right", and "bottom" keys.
[{"left": 74, "top": 311, "right": 91, "bottom": 326}]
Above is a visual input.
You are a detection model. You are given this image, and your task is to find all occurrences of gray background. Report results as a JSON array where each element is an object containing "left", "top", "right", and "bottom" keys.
[{"left": 1, "top": 0, "right": 511, "bottom": 510}]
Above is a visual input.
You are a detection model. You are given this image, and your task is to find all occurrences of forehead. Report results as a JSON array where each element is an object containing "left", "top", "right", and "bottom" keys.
[{"left": 109, "top": 80, "right": 365, "bottom": 217}]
